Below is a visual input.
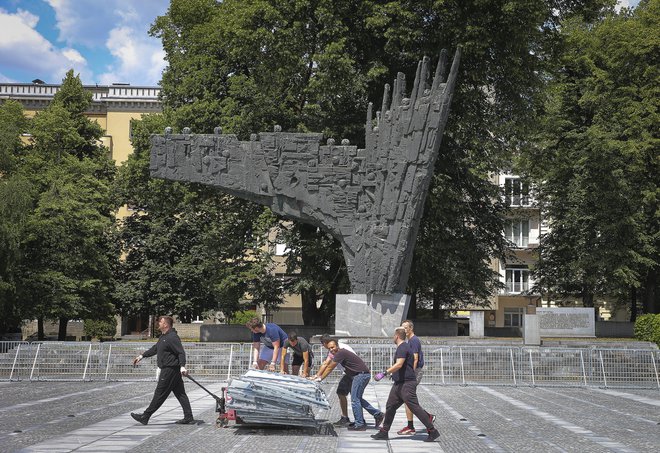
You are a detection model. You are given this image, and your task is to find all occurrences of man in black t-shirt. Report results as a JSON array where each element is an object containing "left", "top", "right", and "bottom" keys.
[{"left": 371, "top": 327, "right": 439, "bottom": 442}]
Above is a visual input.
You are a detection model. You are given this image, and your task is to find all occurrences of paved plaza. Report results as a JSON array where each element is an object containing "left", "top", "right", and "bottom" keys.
[{"left": 0, "top": 379, "right": 658, "bottom": 452}]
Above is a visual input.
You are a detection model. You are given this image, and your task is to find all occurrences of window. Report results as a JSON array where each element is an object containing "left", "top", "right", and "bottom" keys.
[
  {"left": 505, "top": 219, "right": 529, "bottom": 247},
  {"left": 275, "top": 243, "right": 289, "bottom": 256},
  {"left": 505, "top": 265, "right": 529, "bottom": 293},
  {"left": 504, "top": 307, "right": 524, "bottom": 327},
  {"left": 504, "top": 178, "right": 530, "bottom": 207}
]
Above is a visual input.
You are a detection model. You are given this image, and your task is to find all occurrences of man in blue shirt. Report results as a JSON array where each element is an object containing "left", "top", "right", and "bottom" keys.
[
  {"left": 246, "top": 317, "right": 288, "bottom": 372},
  {"left": 371, "top": 327, "right": 439, "bottom": 442}
]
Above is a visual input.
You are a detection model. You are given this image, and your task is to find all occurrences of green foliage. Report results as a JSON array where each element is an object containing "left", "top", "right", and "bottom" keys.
[
  {"left": 230, "top": 310, "right": 257, "bottom": 326},
  {"left": 84, "top": 316, "right": 117, "bottom": 340},
  {"left": 634, "top": 314, "right": 660, "bottom": 346},
  {"left": 0, "top": 70, "right": 118, "bottom": 338},
  {"left": 520, "top": 1, "right": 659, "bottom": 312},
  {"left": 114, "top": 115, "right": 280, "bottom": 322},
  {"left": 148, "top": 0, "right": 618, "bottom": 322}
]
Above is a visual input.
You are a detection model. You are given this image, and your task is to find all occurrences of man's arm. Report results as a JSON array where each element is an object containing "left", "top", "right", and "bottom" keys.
[
  {"left": 252, "top": 341, "right": 260, "bottom": 368},
  {"left": 318, "top": 360, "right": 338, "bottom": 381},
  {"left": 413, "top": 352, "right": 419, "bottom": 371},
  {"left": 312, "top": 356, "right": 333, "bottom": 379},
  {"left": 269, "top": 340, "right": 281, "bottom": 371},
  {"left": 301, "top": 350, "right": 310, "bottom": 377},
  {"left": 386, "top": 357, "right": 406, "bottom": 375},
  {"left": 133, "top": 343, "right": 157, "bottom": 365},
  {"left": 280, "top": 347, "right": 288, "bottom": 373},
  {"left": 170, "top": 333, "right": 188, "bottom": 376}
]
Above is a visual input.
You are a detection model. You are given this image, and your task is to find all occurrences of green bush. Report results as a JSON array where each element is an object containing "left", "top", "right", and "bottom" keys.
[
  {"left": 230, "top": 310, "right": 258, "bottom": 326},
  {"left": 84, "top": 317, "right": 117, "bottom": 340},
  {"left": 634, "top": 314, "right": 660, "bottom": 346}
]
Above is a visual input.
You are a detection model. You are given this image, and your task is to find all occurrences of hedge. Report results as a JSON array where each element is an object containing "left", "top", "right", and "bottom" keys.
[{"left": 634, "top": 314, "right": 660, "bottom": 347}]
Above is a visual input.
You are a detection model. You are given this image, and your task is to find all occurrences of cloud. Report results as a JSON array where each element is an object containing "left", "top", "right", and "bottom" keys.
[
  {"left": 46, "top": 0, "right": 168, "bottom": 85},
  {"left": 98, "top": 25, "right": 166, "bottom": 86},
  {"left": 0, "top": 8, "right": 93, "bottom": 84}
]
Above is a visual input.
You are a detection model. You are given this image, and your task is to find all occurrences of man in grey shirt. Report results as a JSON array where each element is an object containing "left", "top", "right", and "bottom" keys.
[{"left": 280, "top": 331, "right": 314, "bottom": 377}]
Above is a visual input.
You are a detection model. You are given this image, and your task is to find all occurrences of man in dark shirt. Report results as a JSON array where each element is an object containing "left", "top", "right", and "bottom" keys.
[
  {"left": 371, "top": 327, "right": 439, "bottom": 442},
  {"left": 130, "top": 316, "right": 194, "bottom": 425},
  {"left": 317, "top": 340, "right": 384, "bottom": 430},
  {"left": 397, "top": 319, "right": 434, "bottom": 435},
  {"left": 280, "top": 331, "right": 313, "bottom": 377}
]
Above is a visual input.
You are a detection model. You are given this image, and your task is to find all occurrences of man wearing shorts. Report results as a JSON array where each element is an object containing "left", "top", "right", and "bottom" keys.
[
  {"left": 246, "top": 317, "right": 288, "bottom": 372},
  {"left": 280, "top": 331, "right": 313, "bottom": 376},
  {"left": 312, "top": 334, "right": 356, "bottom": 427}
]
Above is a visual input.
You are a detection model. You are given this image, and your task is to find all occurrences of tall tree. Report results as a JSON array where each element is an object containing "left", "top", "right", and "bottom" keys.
[
  {"left": 521, "top": 0, "right": 659, "bottom": 315},
  {"left": 149, "top": 0, "right": 614, "bottom": 324},
  {"left": 0, "top": 101, "right": 32, "bottom": 336},
  {"left": 12, "top": 71, "right": 118, "bottom": 339}
]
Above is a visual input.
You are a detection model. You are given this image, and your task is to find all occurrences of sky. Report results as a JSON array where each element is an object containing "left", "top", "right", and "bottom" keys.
[
  {"left": 0, "top": 0, "right": 169, "bottom": 86},
  {"left": 0, "top": 0, "right": 642, "bottom": 88}
]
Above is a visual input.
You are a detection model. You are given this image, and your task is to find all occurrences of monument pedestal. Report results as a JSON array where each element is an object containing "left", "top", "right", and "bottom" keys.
[
  {"left": 524, "top": 314, "right": 541, "bottom": 345},
  {"left": 469, "top": 311, "right": 485, "bottom": 338},
  {"left": 335, "top": 294, "right": 411, "bottom": 337}
]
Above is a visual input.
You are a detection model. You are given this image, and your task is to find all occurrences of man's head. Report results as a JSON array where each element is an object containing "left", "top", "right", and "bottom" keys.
[
  {"left": 288, "top": 331, "right": 298, "bottom": 346},
  {"left": 394, "top": 327, "right": 406, "bottom": 344},
  {"left": 246, "top": 317, "right": 265, "bottom": 334},
  {"left": 326, "top": 340, "right": 339, "bottom": 354},
  {"left": 320, "top": 333, "right": 334, "bottom": 350},
  {"left": 157, "top": 316, "right": 174, "bottom": 333},
  {"left": 401, "top": 319, "right": 414, "bottom": 338}
]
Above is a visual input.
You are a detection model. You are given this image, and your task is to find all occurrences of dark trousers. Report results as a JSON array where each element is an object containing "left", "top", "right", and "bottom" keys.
[
  {"left": 144, "top": 366, "right": 192, "bottom": 419},
  {"left": 382, "top": 380, "right": 433, "bottom": 431}
]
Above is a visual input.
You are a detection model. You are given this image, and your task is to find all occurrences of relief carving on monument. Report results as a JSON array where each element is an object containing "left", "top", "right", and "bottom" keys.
[{"left": 150, "top": 48, "right": 461, "bottom": 295}]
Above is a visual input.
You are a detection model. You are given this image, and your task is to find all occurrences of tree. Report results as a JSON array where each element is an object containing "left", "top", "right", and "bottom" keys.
[
  {"left": 11, "top": 71, "right": 118, "bottom": 340},
  {"left": 149, "top": 0, "right": 615, "bottom": 324},
  {"left": 0, "top": 101, "right": 33, "bottom": 336},
  {"left": 114, "top": 115, "right": 279, "bottom": 324},
  {"left": 520, "top": 0, "right": 659, "bottom": 315}
]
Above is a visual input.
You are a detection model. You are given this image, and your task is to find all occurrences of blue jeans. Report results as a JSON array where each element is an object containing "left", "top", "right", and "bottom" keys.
[{"left": 350, "top": 372, "right": 382, "bottom": 427}]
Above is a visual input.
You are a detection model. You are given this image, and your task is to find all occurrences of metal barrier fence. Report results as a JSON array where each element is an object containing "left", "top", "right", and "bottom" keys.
[{"left": 0, "top": 341, "right": 658, "bottom": 389}]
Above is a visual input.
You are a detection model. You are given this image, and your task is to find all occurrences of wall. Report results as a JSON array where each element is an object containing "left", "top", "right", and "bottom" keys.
[{"left": 595, "top": 321, "right": 635, "bottom": 338}]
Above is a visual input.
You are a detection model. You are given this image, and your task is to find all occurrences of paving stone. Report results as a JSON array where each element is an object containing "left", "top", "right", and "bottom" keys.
[{"left": 0, "top": 380, "right": 658, "bottom": 452}]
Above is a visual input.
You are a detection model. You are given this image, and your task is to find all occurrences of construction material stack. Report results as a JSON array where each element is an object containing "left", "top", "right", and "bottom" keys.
[{"left": 222, "top": 370, "right": 330, "bottom": 427}]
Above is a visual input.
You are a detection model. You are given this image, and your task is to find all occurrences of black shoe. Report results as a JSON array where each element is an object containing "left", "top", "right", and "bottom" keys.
[
  {"left": 424, "top": 428, "right": 440, "bottom": 442},
  {"left": 332, "top": 416, "right": 351, "bottom": 427},
  {"left": 175, "top": 417, "right": 195, "bottom": 424},
  {"left": 347, "top": 424, "right": 367, "bottom": 431},
  {"left": 131, "top": 412, "right": 149, "bottom": 425},
  {"left": 374, "top": 413, "right": 384, "bottom": 428},
  {"left": 371, "top": 429, "right": 389, "bottom": 440}
]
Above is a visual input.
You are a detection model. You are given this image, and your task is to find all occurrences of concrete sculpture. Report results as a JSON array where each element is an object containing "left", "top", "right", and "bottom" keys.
[{"left": 150, "top": 48, "right": 460, "bottom": 297}]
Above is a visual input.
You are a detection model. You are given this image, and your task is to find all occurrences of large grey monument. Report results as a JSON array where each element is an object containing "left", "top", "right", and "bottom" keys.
[{"left": 150, "top": 48, "right": 461, "bottom": 336}]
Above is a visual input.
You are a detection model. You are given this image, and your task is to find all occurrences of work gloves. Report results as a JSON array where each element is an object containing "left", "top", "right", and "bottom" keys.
[{"left": 374, "top": 371, "right": 389, "bottom": 381}]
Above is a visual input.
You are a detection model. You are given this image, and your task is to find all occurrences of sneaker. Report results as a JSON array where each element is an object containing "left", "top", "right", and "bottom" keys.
[
  {"left": 428, "top": 412, "right": 436, "bottom": 424},
  {"left": 374, "top": 413, "right": 384, "bottom": 428},
  {"left": 424, "top": 428, "right": 440, "bottom": 442},
  {"left": 397, "top": 426, "right": 416, "bottom": 435},
  {"left": 332, "top": 416, "right": 351, "bottom": 427},
  {"left": 131, "top": 412, "right": 149, "bottom": 425},
  {"left": 371, "top": 429, "right": 389, "bottom": 440},
  {"left": 175, "top": 417, "right": 195, "bottom": 424},
  {"left": 347, "top": 424, "right": 367, "bottom": 431}
]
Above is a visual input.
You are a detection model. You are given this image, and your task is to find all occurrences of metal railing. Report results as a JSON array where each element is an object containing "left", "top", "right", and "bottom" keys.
[{"left": 0, "top": 341, "right": 658, "bottom": 389}]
